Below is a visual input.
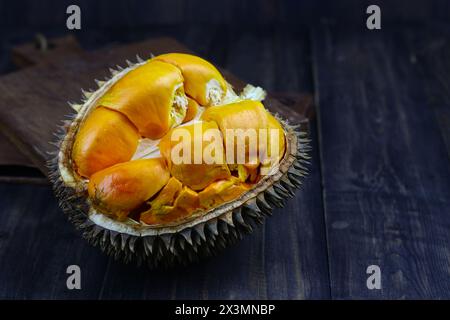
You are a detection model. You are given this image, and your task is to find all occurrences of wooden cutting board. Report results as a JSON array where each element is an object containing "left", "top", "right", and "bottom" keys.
[{"left": 0, "top": 36, "right": 313, "bottom": 178}]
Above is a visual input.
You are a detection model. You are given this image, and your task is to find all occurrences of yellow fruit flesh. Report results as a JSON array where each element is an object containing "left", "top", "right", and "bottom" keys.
[
  {"left": 72, "top": 107, "right": 139, "bottom": 178},
  {"left": 198, "top": 177, "right": 249, "bottom": 209},
  {"left": 98, "top": 59, "right": 185, "bottom": 139},
  {"left": 261, "top": 112, "right": 286, "bottom": 173},
  {"left": 201, "top": 100, "right": 269, "bottom": 169},
  {"left": 183, "top": 97, "right": 199, "bottom": 123},
  {"left": 140, "top": 185, "right": 200, "bottom": 225},
  {"left": 88, "top": 158, "right": 170, "bottom": 218},
  {"left": 173, "top": 187, "right": 200, "bottom": 212},
  {"left": 159, "top": 121, "right": 231, "bottom": 191},
  {"left": 147, "top": 177, "right": 183, "bottom": 211},
  {"left": 154, "top": 53, "right": 227, "bottom": 106}
]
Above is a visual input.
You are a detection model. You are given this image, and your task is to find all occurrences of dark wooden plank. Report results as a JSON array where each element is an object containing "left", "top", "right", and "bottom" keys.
[
  {"left": 180, "top": 25, "right": 315, "bottom": 120},
  {"left": 312, "top": 24, "right": 450, "bottom": 299},
  {"left": 0, "top": 137, "right": 31, "bottom": 167},
  {"left": 408, "top": 24, "right": 450, "bottom": 159},
  {"left": 12, "top": 35, "right": 82, "bottom": 68},
  {"left": 0, "top": 183, "right": 109, "bottom": 299},
  {"left": 0, "top": 35, "right": 82, "bottom": 183}
]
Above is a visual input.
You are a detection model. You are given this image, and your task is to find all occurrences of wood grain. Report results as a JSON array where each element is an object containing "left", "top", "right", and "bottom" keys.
[
  {"left": 312, "top": 24, "right": 450, "bottom": 299},
  {"left": 11, "top": 35, "right": 82, "bottom": 68},
  {"left": 408, "top": 25, "right": 450, "bottom": 159},
  {"left": 0, "top": 36, "right": 82, "bottom": 182},
  {"left": 0, "top": 137, "right": 31, "bottom": 167}
]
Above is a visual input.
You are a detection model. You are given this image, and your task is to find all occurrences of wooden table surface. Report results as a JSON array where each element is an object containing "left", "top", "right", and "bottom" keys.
[{"left": 0, "top": 23, "right": 449, "bottom": 299}]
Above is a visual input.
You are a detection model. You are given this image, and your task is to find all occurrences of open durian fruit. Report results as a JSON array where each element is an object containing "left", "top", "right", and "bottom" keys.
[{"left": 50, "top": 53, "right": 310, "bottom": 267}]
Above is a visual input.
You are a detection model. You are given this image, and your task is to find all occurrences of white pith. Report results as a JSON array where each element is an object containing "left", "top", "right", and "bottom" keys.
[
  {"left": 240, "top": 84, "right": 267, "bottom": 101},
  {"left": 131, "top": 138, "right": 161, "bottom": 159},
  {"left": 221, "top": 82, "right": 240, "bottom": 104},
  {"left": 220, "top": 83, "right": 267, "bottom": 105},
  {"left": 170, "top": 84, "right": 188, "bottom": 127},
  {"left": 206, "top": 79, "right": 224, "bottom": 106}
]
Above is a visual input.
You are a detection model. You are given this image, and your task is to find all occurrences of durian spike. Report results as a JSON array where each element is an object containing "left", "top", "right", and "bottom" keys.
[
  {"left": 95, "top": 79, "right": 105, "bottom": 87},
  {"left": 109, "top": 67, "right": 119, "bottom": 75},
  {"left": 68, "top": 101, "right": 82, "bottom": 113},
  {"left": 81, "top": 88, "right": 93, "bottom": 99},
  {"left": 136, "top": 54, "right": 144, "bottom": 63}
]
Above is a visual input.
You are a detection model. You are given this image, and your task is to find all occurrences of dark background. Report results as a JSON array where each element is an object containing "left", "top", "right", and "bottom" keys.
[
  {"left": 0, "top": 0, "right": 449, "bottom": 299},
  {"left": 1, "top": 0, "right": 449, "bottom": 73}
]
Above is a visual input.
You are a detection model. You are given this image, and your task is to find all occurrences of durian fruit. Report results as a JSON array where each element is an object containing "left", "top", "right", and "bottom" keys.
[{"left": 49, "top": 53, "right": 310, "bottom": 268}]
